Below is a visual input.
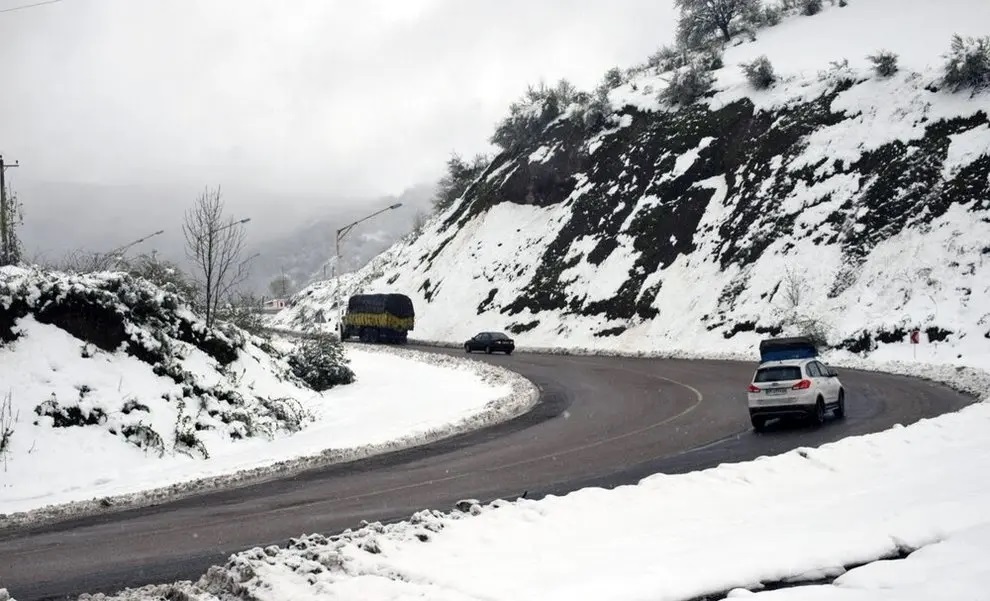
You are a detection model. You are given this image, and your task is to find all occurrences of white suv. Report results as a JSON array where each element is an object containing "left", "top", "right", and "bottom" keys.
[{"left": 747, "top": 358, "right": 845, "bottom": 431}]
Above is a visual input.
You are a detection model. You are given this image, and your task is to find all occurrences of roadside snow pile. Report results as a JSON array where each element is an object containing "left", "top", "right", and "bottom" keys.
[
  {"left": 722, "top": 525, "right": 990, "bottom": 600},
  {"left": 79, "top": 362, "right": 990, "bottom": 601},
  {"left": 0, "top": 267, "right": 535, "bottom": 524}
]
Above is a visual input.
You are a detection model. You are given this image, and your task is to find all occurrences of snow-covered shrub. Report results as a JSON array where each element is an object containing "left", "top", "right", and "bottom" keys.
[
  {"left": 661, "top": 62, "right": 715, "bottom": 105},
  {"left": 258, "top": 396, "right": 308, "bottom": 433},
  {"left": 581, "top": 91, "right": 612, "bottom": 130},
  {"left": 818, "top": 58, "right": 856, "bottom": 86},
  {"left": 795, "top": 315, "right": 833, "bottom": 348},
  {"left": 121, "top": 423, "right": 164, "bottom": 456},
  {"left": 740, "top": 2, "right": 782, "bottom": 30},
  {"left": 646, "top": 45, "right": 686, "bottom": 73},
  {"left": 0, "top": 268, "right": 242, "bottom": 365},
  {"left": 742, "top": 55, "right": 776, "bottom": 89},
  {"left": 758, "top": 3, "right": 783, "bottom": 26},
  {"left": 868, "top": 50, "right": 899, "bottom": 77},
  {"left": 175, "top": 427, "right": 209, "bottom": 459},
  {"left": 801, "top": 0, "right": 822, "bottom": 16},
  {"left": 432, "top": 153, "right": 489, "bottom": 213},
  {"left": 121, "top": 398, "right": 150, "bottom": 415},
  {"left": 287, "top": 336, "right": 355, "bottom": 391},
  {"left": 34, "top": 394, "right": 107, "bottom": 428},
  {"left": 943, "top": 34, "right": 990, "bottom": 91},
  {"left": 126, "top": 253, "right": 199, "bottom": 305},
  {"left": 580, "top": 71, "right": 617, "bottom": 131},
  {"left": 491, "top": 80, "right": 580, "bottom": 151},
  {"left": 217, "top": 296, "right": 269, "bottom": 340},
  {"left": 602, "top": 67, "right": 625, "bottom": 90}
]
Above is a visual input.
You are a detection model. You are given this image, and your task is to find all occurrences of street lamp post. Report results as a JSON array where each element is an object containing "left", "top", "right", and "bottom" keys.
[
  {"left": 215, "top": 217, "right": 251, "bottom": 235},
  {"left": 105, "top": 229, "right": 165, "bottom": 266},
  {"left": 332, "top": 202, "right": 402, "bottom": 337}
]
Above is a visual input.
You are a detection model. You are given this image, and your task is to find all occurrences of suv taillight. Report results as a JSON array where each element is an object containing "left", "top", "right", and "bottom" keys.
[
  {"left": 747, "top": 384, "right": 761, "bottom": 393},
  {"left": 791, "top": 379, "right": 812, "bottom": 390}
]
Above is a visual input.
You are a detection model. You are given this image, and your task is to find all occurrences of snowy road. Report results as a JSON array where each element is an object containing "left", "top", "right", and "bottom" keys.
[{"left": 0, "top": 348, "right": 974, "bottom": 600}]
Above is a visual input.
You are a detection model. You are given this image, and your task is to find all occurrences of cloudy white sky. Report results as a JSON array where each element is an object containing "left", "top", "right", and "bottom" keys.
[{"left": 0, "top": 0, "right": 678, "bottom": 205}]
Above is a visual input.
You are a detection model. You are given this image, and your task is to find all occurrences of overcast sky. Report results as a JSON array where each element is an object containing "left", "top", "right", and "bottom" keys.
[{"left": 0, "top": 0, "right": 678, "bottom": 208}]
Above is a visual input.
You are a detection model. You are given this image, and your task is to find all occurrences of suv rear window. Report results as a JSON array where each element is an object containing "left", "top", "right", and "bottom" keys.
[{"left": 754, "top": 366, "right": 802, "bottom": 382}]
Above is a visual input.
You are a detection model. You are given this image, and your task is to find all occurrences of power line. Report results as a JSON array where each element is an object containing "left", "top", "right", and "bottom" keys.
[{"left": 0, "top": 0, "right": 63, "bottom": 15}]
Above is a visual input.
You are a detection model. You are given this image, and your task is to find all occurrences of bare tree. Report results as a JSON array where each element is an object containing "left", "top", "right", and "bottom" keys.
[{"left": 183, "top": 187, "right": 249, "bottom": 328}]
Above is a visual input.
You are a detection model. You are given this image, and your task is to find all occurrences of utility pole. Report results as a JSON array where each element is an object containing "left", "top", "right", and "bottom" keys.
[{"left": 0, "top": 155, "right": 21, "bottom": 266}]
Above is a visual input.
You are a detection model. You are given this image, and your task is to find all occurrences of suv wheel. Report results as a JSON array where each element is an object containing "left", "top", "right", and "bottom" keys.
[
  {"left": 485, "top": 345, "right": 493, "bottom": 354},
  {"left": 812, "top": 398, "right": 826, "bottom": 427},
  {"left": 835, "top": 390, "right": 846, "bottom": 419},
  {"left": 751, "top": 415, "right": 767, "bottom": 432}
]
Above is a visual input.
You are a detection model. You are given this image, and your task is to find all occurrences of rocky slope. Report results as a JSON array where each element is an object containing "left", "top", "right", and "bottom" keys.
[{"left": 276, "top": 0, "right": 990, "bottom": 367}]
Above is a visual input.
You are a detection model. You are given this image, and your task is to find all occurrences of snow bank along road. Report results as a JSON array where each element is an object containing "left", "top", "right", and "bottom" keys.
[{"left": 0, "top": 348, "right": 973, "bottom": 600}]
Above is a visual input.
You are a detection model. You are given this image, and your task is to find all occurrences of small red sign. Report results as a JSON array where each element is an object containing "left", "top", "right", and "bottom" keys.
[{"left": 910, "top": 330, "right": 921, "bottom": 344}]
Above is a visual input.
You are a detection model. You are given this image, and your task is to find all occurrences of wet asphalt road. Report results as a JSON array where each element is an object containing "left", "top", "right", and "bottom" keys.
[{"left": 0, "top": 347, "right": 974, "bottom": 600}]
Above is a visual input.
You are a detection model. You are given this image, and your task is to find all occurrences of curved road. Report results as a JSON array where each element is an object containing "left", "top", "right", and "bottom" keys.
[{"left": 0, "top": 349, "right": 974, "bottom": 600}]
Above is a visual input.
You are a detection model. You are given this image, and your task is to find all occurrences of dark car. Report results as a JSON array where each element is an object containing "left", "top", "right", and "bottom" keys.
[{"left": 464, "top": 332, "right": 515, "bottom": 355}]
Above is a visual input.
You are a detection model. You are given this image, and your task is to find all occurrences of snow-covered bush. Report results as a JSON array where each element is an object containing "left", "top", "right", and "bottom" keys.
[
  {"left": 121, "top": 423, "right": 164, "bottom": 456},
  {"left": 646, "top": 45, "right": 687, "bottom": 73},
  {"left": 174, "top": 410, "right": 209, "bottom": 459},
  {"left": 943, "top": 34, "right": 990, "bottom": 91},
  {"left": 741, "top": 2, "right": 783, "bottom": 29},
  {"left": 742, "top": 55, "right": 776, "bottom": 89},
  {"left": 661, "top": 63, "right": 715, "bottom": 105},
  {"left": 581, "top": 89, "right": 612, "bottom": 130},
  {"left": 602, "top": 67, "right": 625, "bottom": 90},
  {"left": 288, "top": 336, "right": 355, "bottom": 391},
  {"left": 432, "top": 154, "right": 489, "bottom": 213},
  {"left": 34, "top": 394, "right": 107, "bottom": 428},
  {"left": 218, "top": 295, "right": 269, "bottom": 339},
  {"left": 817, "top": 58, "right": 856, "bottom": 86},
  {"left": 801, "top": 0, "right": 822, "bottom": 16},
  {"left": 760, "top": 3, "right": 784, "bottom": 26},
  {"left": 127, "top": 253, "right": 199, "bottom": 305},
  {"left": 867, "top": 50, "right": 899, "bottom": 77},
  {"left": 491, "top": 80, "right": 580, "bottom": 151}
]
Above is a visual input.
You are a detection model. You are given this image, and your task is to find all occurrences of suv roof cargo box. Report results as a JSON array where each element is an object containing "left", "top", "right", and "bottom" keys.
[{"left": 758, "top": 336, "right": 818, "bottom": 363}]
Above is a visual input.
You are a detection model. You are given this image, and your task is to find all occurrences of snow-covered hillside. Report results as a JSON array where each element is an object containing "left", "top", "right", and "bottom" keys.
[
  {"left": 0, "top": 267, "right": 534, "bottom": 520},
  {"left": 276, "top": 0, "right": 990, "bottom": 368}
]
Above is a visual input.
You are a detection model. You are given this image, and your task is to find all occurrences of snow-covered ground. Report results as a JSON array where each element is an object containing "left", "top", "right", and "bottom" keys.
[{"left": 0, "top": 341, "right": 524, "bottom": 518}]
